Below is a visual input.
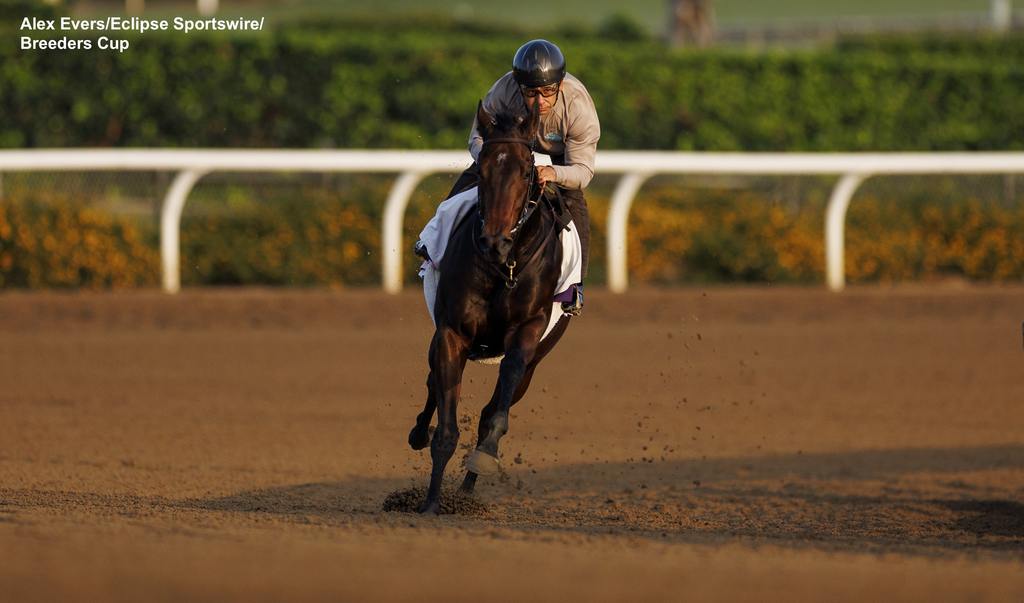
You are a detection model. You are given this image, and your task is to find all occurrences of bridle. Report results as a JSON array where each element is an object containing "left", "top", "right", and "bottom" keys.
[{"left": 476, "top": 136, "right": 545, "bottom": 287}]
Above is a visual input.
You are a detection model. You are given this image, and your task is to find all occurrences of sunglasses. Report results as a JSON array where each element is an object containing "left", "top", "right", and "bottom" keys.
[{"left": 520, "top": 83, "right": 560, "bottom": 98}]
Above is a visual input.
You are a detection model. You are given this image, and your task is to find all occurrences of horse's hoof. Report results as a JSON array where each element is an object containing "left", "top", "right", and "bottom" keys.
[
  {"left": 459, "top": 472, "right": 478, "bottom": 494},
  {"left": 466, "top": 449, "right": 500, "bottom": 475},
  {"left": 408, "top": 425, "right": 434, "bottom": 450},
  {"left": 418, "top": 499, "right": 440, "bottom": 515}
]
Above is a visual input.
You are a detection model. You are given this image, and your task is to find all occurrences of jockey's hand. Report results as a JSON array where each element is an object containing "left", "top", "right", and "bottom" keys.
[{"left": 536, "top": 166, "right": 556, "bottom": 189}]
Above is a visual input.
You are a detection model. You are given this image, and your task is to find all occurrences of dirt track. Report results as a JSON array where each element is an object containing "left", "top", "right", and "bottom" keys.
[{"left": 1, "top": 286, "right": 1023, "bottom": 601}]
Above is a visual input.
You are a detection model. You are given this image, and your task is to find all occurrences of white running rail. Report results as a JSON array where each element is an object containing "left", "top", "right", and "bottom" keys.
[{"left": 2, "top": 149, "right": 1023, "bottom": 293}]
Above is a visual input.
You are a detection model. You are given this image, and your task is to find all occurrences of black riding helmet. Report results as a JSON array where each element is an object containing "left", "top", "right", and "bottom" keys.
[{"left": 512, "top": 40, "right": 566, "bottom": 88}]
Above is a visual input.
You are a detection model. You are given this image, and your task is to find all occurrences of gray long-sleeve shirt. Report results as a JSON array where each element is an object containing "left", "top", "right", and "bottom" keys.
[{"left": 469, "top": 72, "right": 601, "bottom": 190}]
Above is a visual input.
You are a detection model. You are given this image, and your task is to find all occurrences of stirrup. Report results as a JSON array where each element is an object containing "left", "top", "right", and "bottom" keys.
[
  {"left": 560, "top": 284, "right": 584, "bottom": 316},
  {"left": 413, "top": 240, "right": 431, "bottom": 262}
]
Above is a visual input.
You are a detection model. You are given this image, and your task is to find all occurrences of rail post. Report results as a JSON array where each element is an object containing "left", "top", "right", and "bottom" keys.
[
  {"left": 992, "top": 0, "right": 1012, "bottom": 33},
  {"left": 160, "top": 169, "right": 207, "bottom": 294},
  {"left": 825, "top": 173, "right": 868, "bottom": 292},
  {"left": 607, "top": 172, "right": 652, "bottom": 293},
  {"left": 382, "top": 171, "right": 427, "bottom": 294}
]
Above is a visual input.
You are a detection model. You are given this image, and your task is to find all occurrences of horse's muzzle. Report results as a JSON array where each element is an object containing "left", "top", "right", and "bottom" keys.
[{"left": 479, "top": 234, "right": 514, "bottom": 264}]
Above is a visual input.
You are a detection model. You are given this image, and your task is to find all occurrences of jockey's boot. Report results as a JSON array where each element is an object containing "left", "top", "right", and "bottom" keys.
[
  {"left": 561, "top": 283, "right": 584, "bottom": 316},
  {"left": 413, "top": 240, "right": 431, "bottom": 262}
]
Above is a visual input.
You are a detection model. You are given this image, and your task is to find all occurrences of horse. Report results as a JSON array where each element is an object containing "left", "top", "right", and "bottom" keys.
[{"left": 407, "top": 99, "right": 574, "bottom": 514}]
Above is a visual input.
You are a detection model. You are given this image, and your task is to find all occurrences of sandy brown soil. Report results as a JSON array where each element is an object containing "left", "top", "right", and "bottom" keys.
[{"left": 1, "top": 285, "right": 1023, "bottom": 601}]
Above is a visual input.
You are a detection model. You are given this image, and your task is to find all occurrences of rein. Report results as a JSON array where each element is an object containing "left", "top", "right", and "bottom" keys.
[{"left": 472, "top": 196, "right": 558, "bottom": 289}]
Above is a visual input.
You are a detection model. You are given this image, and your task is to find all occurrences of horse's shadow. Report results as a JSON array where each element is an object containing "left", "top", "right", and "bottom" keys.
[
  {"left": 182, "top": 444, "right": 1024, "bottom": 554},
  {"left": 942, "top": 499, "right": 1024, "bottom": 539}
]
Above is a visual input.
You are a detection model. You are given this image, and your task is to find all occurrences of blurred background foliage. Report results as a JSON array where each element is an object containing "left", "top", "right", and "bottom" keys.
[
  {"left": 3, "top": 22, "right": 1024, "bottom": 150},
  {"left": 4, "top": 175, "right": 1022, "bottom": 289},
  {"left": 1, "top": 0, "right": 1023, "bottom": 288}
]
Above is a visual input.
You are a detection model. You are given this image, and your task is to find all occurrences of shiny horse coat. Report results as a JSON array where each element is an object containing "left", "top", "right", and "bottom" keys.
[{"left": 407, "top": 99, "right": 572, "bottom": 513}]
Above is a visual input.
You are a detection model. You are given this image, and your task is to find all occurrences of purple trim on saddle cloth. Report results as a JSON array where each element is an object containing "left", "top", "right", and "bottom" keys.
[{"left": 553, "top": 285, "right": 576, "bottom": 303}]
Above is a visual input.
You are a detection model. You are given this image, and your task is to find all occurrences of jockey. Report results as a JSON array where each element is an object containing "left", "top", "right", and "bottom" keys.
[{"left": 414, "top": 39, "right": 600, "bottom": 315}]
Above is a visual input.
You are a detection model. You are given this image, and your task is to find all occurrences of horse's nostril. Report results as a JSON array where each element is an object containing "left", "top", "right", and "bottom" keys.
[{"left": 479, "top": 234, "right": 512, "bottom": 260}]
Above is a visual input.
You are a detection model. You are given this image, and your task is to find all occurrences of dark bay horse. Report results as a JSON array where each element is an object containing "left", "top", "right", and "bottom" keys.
[{"left": 408, "top": 100, "right": 572, "bottom": 514}]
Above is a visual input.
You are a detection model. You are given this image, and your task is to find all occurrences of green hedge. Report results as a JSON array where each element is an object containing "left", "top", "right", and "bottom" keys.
[
  {"left": 837, "top": 32, "right": 1024, "bottom": 61},
  {"left": 3, "top": 24, "right": 1024, "bottom": 151}
]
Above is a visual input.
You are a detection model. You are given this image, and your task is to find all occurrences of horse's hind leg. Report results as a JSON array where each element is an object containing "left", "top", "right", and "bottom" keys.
[
  {"left": 420, "top": 328, "right": 468, "bottom": 514},
  {"left": 408, "top": 333, "right": 447, "bottom": 449},
  {"left": 408, "top": 365, "right": 437, "bottom": 450}
]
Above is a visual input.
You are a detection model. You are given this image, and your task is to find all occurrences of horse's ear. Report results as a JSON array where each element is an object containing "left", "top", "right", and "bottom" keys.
[
  {"left": 476, "top": 101, "right": 494, "bottom": 139},
  {"left": 522, "top": 95, "right": 541, "bottom": 139}
]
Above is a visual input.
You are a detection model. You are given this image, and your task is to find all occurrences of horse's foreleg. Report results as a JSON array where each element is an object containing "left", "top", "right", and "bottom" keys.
[
  {"left": 507, "top": 315, "right": 569, "bottom": 410},
  {"left": 460, "top": 358, "right": 540, "bottom": 493},
  {"left": 465, "top": 317, "right": 547, "bottom": 479},
  {"left": 421, "top": 328, "right": 468, "bottom": 514},
  {"left": 461, "top": 316, "right": 570, "bottom": 492}
]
